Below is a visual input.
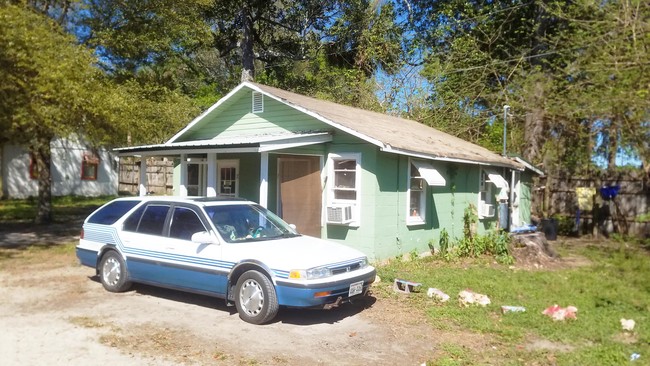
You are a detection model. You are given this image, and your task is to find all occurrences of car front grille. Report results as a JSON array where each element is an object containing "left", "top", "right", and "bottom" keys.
[{"left": 330, "top": 261, "right": 362, "bottom": 275}]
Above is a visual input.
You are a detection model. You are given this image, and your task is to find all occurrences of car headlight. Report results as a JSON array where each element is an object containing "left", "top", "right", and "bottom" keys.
[
  {"left": 289, "top": 266, "right": 332, "bottom": 280},
  {"left": 359, "top": 257, "right": 369, "bottom": 269}
]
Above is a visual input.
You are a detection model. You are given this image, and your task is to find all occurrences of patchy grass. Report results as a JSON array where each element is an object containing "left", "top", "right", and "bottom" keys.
[
  {"left": 377, "top": 239, "right": 650, "bottom": 365},
  {"left": 0, "top": 195, "right": 115, "bottom": 223},
  {"left": 0, "top": 242, "right": 76, "bottom": 269}
]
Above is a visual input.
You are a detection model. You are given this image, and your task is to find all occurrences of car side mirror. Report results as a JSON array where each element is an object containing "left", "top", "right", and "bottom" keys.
[
  {"left": 191, "top": 231, "right": 218, "bottom": 245},
  {"left": 289, "top": 224, "right": 297, "bottom": 230}
]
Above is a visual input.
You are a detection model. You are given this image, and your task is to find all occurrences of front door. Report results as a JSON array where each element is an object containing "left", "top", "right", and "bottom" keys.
[
  {"left": 278, "top": 156, "right": 322, "bottom": 237},
  {"left": 187, "top": 163, "right": 207, "bottom": 196}
]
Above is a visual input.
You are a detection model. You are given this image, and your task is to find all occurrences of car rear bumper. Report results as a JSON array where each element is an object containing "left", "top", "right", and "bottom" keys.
[{"left": 76, "top": 247, "right": 98, "bottom": 268}]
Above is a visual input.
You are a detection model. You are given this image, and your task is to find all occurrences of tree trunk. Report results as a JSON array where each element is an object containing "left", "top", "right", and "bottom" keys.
[
  {"left": 523, "top": 80, "right": 545, "bottom": 163},
  {"left": 607, "top": 119, "right": 618, "bottom": 171},
  {"left": 33, "top": 140, "right": 53, "bottom": 224},
  {"left": 0, "top": 145, "right": 4, "bottom": 199},
  {"left": 240, "top": 4, "right": 255, "bottom": 82}
]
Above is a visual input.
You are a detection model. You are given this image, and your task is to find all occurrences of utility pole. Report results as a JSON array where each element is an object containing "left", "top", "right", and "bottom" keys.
[{"left": 503, "top": 105, "right": 510, "bottom": 156}]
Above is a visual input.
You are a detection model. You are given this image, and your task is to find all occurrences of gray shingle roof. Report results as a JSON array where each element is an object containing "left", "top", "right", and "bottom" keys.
[{"left": 250, "top": 83, "right": 520, "bottom": 169}]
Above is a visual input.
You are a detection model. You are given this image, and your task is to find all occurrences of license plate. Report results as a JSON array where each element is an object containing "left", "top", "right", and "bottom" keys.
[{"left": 348, "top": 281, "right": 363, "bottom": 297}]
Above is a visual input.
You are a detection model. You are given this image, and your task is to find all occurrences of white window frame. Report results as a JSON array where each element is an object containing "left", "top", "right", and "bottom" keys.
[
  {"left": 478, "top": 168, "right": 494, "bottom": 219},
  {"left": 217, "top": 159, "right": 239, "bottom": 197},
  {"left": 407, "top": 159, "right": 427, "bottom": 226},
  {"left": 326, "top": 152, "right": 361, "bottom": 226}
]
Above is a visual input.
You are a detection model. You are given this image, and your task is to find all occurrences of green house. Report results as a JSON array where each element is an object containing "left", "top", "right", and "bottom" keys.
[{"left": 117, "top": 82, "right": 540, "bottom": 261}]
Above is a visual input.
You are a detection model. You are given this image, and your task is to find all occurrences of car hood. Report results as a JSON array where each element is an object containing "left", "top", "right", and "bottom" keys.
[{"left": 224, "top": 235, "right": 368, "bottom": 270}]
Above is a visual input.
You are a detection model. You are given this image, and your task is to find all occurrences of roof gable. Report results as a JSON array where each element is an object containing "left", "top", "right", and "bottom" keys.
[
  {"left": 169, "top": 82, "right": 520, "bottom": 169},
  {"left": 170, "top": 84, "right": 331, "bottom": 143}
]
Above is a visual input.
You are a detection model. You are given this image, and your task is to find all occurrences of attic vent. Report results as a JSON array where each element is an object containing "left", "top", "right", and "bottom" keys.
[{"left": 252, "top": 91, "right": 264, "bottom": 113}]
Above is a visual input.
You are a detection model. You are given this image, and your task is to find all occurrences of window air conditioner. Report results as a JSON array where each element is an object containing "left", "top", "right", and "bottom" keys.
[
  {"left": 480, "top": 203, "right": 495, "bottom": 218},
  {"left": 327, "top": 205, "right": 353, "bottom": 224}
]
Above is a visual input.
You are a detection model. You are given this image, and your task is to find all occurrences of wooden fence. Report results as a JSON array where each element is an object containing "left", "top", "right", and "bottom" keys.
[
  {"left": 118, "top": 157, "right": 174, "bottom": 196},
  {"left": 535, "top": 172, "right": 649, "bottom": 238}
]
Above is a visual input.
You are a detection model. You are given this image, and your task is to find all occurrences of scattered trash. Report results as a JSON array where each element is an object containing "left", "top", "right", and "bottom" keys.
[
  {"left": 501, "top": 306, "right": 526, "bottom": 314},
  {"left": 621, "top": 318, "right": 636, "bottom": 332},
  {"left": 458, "top": 290, "right": 491, "bottom": 307},
  {"left": 427, "top": 288, "right": 450, "bottom": 302},
  {"left": 393, "top": 278, "right": 422, "bottom": 294},
  {"left": 630, "top": 353, "right": 640, "bottom": 362},
  {"left": 542, "top": 304, "right": 578, "bottom": 321}
]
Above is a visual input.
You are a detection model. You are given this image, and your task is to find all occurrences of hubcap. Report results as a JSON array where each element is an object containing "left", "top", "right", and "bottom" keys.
[
  {"left": 239, "top": 279, "right": 264, "bottom": 316},
  {"left": 102, "top": 257, "right": 121, "bottom": 286}
]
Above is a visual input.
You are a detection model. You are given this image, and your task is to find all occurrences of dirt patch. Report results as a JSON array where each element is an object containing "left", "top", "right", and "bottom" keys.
[{"left": 0, "top": 246, "right": 481, "bottom": 365}]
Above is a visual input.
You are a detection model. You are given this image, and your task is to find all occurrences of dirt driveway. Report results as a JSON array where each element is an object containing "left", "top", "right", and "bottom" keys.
[{"left": 0, "top": 231, "right": 468, "bottom": 366}]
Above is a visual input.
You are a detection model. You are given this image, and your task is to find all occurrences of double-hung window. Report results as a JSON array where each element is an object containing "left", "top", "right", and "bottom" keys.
[
  {"left": 81, "top": 153, "right": 99, "bottom": 180},
  {"left": 408, "top": 162, "right": 426, "bottom": 225},
  {"left": 326, "top": 153, "right": 361, "bottom": 225},
  {"left": 407, "top": 159, "right": 446, "bottom": 225}
]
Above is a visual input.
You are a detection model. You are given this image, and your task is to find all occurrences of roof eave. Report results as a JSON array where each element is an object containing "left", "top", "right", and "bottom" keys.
[{"left": 381, "top": 146, "right": 522, "bottom": 169}]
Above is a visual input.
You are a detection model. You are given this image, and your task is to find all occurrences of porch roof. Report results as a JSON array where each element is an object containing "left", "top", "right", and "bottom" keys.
[{"left": 114, "top": 131, "right": 332, "bottom": 156}]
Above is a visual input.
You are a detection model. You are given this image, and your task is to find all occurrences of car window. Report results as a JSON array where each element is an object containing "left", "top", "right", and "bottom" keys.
[
  {"left": 87, "top": 200, "right": 141, "bottom": 225},
  {"left": 169, "top": 207, "right": 206, "bottom": 241},
  {"left": 122, "top": 205, "right": 146, "bottom": 232},
  {"left": 136, "top": 204, "right": 171, "bottom": 236},
  {"left": 204, "top": 204, "right": 298, "bottom": 243}
]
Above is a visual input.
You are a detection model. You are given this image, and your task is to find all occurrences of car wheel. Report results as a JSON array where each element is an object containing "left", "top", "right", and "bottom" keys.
[
  {"left": 234, "top": 270, "right": 279, "bottom": 324},
  {"left": 99, "top": 250, "right": 132, "bottom": 292}
]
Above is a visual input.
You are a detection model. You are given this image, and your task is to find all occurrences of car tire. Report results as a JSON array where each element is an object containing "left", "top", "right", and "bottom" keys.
[
  {"left": 234, "top": 270, "right": 279, "bottom": 325},
  {"left": 99, "top": 250, "right": 132, "bottom": 293}
]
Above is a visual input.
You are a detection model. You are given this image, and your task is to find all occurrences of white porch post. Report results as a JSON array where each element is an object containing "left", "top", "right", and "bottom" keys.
[
  {"left": 207, "top": 152, "right": 217, "bottom": 197},
  {"left": 259, "top": 152, "right": 269, "bottom": 208},
  {"left": 179, "top": 154, "right": 188, "bottom": 197},
  {"left": 139, "top": 156, "right": 148, "bottom": 196}
]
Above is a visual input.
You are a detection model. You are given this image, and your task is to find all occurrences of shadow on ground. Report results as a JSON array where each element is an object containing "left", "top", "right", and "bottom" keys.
[
  {"left": 88, "top": 275, "right": 377, "bottom": 326},
  {"left": 0, "top": 222, "right": 81, "bottom": 248}
]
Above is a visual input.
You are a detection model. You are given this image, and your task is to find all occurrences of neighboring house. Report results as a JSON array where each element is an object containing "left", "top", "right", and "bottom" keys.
[
  {"left": 116, "top": 82, "right": 540, "bottom": 260},
  {"left": 1, "top": 136, "right": 118, "bottom": 199}
]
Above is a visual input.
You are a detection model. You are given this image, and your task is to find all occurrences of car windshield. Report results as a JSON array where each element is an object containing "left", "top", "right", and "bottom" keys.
[{"left": 204, "top": 204, "right": 299, "bottom": 243}]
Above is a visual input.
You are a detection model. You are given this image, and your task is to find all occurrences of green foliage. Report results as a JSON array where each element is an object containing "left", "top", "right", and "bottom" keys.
[
  {"left": 377, "top": 241, "right": 650, "bottom": 364},
  {"left": 0, "top": 4, "right": 115, "bottom": 144},
  {"left": 434, "top": 203, "right": 513, "bottom": 264},
  {"left": 552, "top": 215, "right": 575, "bottom": 236},
  {"left": 462, "top": 204, "right": 477, "bottom": 241},
  {"left": 397, "top": 0, "right": 650, "bottom": 171}
]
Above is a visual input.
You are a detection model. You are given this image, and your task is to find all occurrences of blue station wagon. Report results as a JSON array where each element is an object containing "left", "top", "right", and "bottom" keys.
[{"left": 76, "top": 197, "right": 376, "bottom": 324}]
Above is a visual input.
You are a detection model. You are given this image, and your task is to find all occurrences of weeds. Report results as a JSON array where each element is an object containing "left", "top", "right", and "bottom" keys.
[
  {"left": 377, "top": 240, "right": 650, "bottom": 365},
  {"left": 434, "top": 204, "right": 514, "bottom": 264}
]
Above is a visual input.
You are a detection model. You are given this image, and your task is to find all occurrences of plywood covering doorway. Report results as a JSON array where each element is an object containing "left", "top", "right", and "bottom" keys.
[{"left": 277, "top": 155, "right": 322, "bottom": 237}]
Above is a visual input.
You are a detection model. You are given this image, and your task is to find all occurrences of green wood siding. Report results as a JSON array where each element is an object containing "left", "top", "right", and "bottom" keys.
[
  {"left": 322, "top": 143, "right": 379, "bottom": 257},
  {"left": 178, "top": 90, "right": 328, "bottom": 142},
  {"left": 519, "top": 171, "right": 534, "bottom": 225}
]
